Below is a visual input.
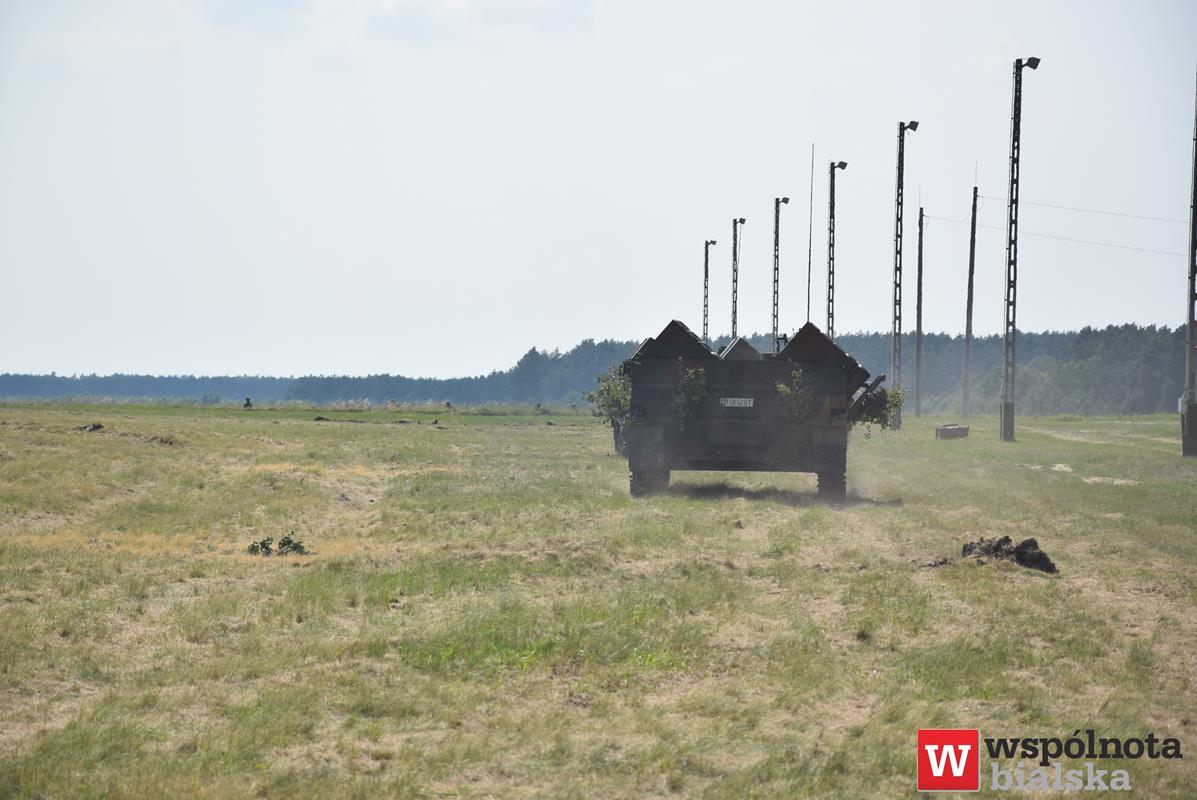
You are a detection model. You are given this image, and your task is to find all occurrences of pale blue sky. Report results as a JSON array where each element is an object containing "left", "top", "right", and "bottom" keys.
[{"left": 1, "top": 0, "right": 1194, "bottom": 378}]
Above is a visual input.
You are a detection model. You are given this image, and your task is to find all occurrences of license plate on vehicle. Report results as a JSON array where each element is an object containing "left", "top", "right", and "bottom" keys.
[{"left": 719, "top": 397, "right": 754, "bottom": 408}]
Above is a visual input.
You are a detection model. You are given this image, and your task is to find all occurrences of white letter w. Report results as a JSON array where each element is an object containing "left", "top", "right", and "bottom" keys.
[{"left": 924, "top": 744, "right": 971, "bottom": 777}]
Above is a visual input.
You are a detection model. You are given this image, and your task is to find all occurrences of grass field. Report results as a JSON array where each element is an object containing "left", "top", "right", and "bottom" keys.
[{"left": 1, "top": 404, "right": 1195, "bottom": 798}]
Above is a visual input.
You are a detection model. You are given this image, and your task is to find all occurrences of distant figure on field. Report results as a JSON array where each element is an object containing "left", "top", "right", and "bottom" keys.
[{"left": 243, "top": 397, "right": 253, "bottom": 409}]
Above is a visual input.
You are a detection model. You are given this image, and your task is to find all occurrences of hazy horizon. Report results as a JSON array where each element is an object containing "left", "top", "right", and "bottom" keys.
[
  {"left": 2, "top": 0, "right": 1195, "bottom": 379},
  {"left": 4, "top": 322, "right": 1182, "bottom": 380}
]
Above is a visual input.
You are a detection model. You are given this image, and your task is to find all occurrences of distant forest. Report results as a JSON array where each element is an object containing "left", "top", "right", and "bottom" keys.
[{"left": 0, "top": 324, "right": 1186, "bottom": 416}]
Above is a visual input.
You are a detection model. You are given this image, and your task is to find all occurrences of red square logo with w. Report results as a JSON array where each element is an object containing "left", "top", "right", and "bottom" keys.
[{"left": 917, "top": 729, "right": 980, "bottom": 792}]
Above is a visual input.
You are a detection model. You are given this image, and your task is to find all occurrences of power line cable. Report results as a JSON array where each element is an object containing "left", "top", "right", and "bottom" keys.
[
  {"left": 923, "top": 214, "right": 1184, "bottom": 256},
  {"left": 924, "top": 213, "right": 969, "bottom": 227},
  {"left": 978, "top": 195, "right": 1186, "bottom": 224}
]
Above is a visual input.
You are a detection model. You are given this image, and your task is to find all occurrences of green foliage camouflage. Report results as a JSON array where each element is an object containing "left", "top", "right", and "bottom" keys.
[
  {"left": 584, "top": 367, "right": 631, "bottom": 426},
  {"left": 776, "top": 369, "right": 818, "bottom": 428},
  {"left": 671, "top": 364, "right": 706, "bottom": 431},
  {"left": 247, "top": 534, "right": 310, "bottom": 557},
  {"left": 850, "top": 387, "right": 904, "bottom": 434}
]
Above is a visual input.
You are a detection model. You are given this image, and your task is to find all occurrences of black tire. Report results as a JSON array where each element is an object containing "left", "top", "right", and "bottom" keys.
[
  {"left": 629, "top": 464, "right": 669, "bottom": 497},
  {"left": 817, "top": 471, "right": 846, "bottom": 500}
]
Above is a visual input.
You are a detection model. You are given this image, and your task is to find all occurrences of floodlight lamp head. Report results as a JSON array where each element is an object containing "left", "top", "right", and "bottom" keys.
[
  {"left": 835, "top": 161, "right": 848, "bottom": 170},
  {"left": 737, "top": 217, "right": 746, "bottom": 224},
  {"left": 1024, "top": 56, "right": 1041, "bottom": 70},
  {"left": 707, "top": 239, "right": 717, "bottom": 246},
  {"left": 905, "top": 120, "right": 919, "bottom": 132},
  {"left": 780, "top": 197, "right": 790, "bottom": 204}
]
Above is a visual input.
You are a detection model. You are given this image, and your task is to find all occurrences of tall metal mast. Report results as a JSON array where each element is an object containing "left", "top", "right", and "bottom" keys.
[
  {"left": 703, "top": 240, "right": 716, "bottom": 342},
  {"left": 1000, "top": 56, "right": 1040, "bottom": 442},
  {"left": 963, "top": 186, "right": 978, "bottom": 417},
  {"left": 891, "top": 120, "right": 918, "bottom": 429},
  {"left": 827, "top": 161, "right": 847, "bottom": 340},
  {"left": 805, "top": 143, "right": 814, "bottom": 322},
  {"left": 731, "top": 217, "right": 745, "bottom": 339},
  {"left": 772, "top": 197, "right": 789, "bottom": 352},
  {"left": 915, "top": 206, "right": 925, "bottom": 417},
  {"left": 1184, "top": 66, "right": 1197, "bottom": 457}
]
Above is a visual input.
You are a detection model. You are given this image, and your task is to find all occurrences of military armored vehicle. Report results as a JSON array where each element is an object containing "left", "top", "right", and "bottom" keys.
[{"left": 620, "top": 320, "right": 885, "bottom": 498}]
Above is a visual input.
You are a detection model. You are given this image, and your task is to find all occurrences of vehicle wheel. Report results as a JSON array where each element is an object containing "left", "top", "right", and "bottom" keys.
[
  {"left": 629, "top": 464, "right": 669, "bottom": 496},
  {"left": 817, "top": 471, "right": 846, "bottom": 499}
]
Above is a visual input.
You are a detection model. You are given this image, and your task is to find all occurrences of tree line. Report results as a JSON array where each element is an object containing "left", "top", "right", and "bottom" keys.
[{"left": 0, "top": 324, "right": 1185, "bottom": 415}]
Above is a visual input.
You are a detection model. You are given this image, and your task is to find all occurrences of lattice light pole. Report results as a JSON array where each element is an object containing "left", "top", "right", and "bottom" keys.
[
  {"left": 731, "top": 217, "right": 746, "bottom": 339},
  {"left": 805, "top": 143, "right": 815, "bottom": 322},
  {"left": 703, "top": 239, "right": 717, "bottom": 342},
  {"left": 963, "top": 186, "right": 978, "bottom": 417},
  {"left": 891, "top": 120, "right": 918, "bottom": 430},
  {"left": 915, "top": 206, "right": 925, "bottom": 417},
  {"left": 772, "top": 197, "right": 790, "bottom": 352},
  {"left": 1000, "top": 56, "right": 1041, "bottom": 442},
  {"left": 827, "top": 161, "right": 847, "bottom": 340},
  {"left": 1184, "top": 67, "right": 1197, "bottom": 457}
]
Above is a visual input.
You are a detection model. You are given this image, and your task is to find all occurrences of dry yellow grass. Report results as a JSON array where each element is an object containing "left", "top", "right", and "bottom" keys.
[{"left": 0, "top": 405, "right": 1195, "bottom": 797}]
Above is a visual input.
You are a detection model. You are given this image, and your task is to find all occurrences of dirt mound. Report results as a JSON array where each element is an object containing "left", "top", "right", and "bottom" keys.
[
  {"left": 76, "top": 423, "right": 104, "bottom": 432},
  {"left": 962, "top": 535, "right": 1057, "bottom": 573}
]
